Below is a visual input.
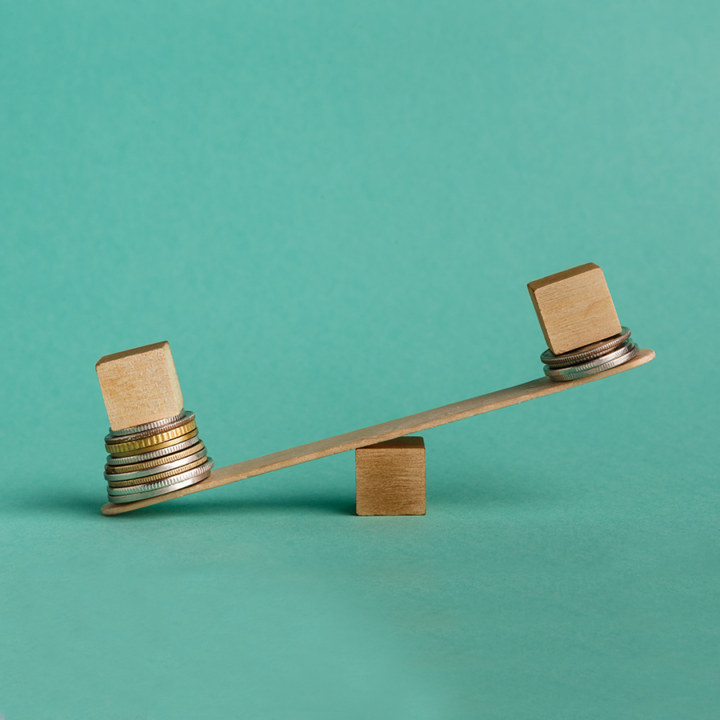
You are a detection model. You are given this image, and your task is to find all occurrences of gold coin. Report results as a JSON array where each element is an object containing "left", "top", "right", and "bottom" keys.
[
  {"left": 108, "top": 429, "right": 199, "bottom": 457},
  {"left": 106, "top": 456, "right": 209, "bottom": 488},
  {"left": 105, "top": 420, "right": 197, "bottom": 454},
  {"left": 104, "top": 441, "right": 206, "bottom": 474}
]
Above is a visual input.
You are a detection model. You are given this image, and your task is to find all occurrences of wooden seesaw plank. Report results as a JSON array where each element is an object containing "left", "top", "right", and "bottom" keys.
[{"left": 102, "top": 348, "right": 655, "bottom": 515}]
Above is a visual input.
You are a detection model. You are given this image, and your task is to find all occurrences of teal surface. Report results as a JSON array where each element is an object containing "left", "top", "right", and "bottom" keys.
[{"left": 1, "top": 2, "right": 718, "bottom": 718}]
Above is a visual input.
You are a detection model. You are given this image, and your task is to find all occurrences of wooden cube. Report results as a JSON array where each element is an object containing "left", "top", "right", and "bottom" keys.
[
  {"left": 527, "top": 263, "right": 622, "bottom": 355},
  {"left": 96, "top": 341, "right": 184, "bottom": 431},
  {"left": 356, "top": 437, "right": 426, "bottom": 516}
]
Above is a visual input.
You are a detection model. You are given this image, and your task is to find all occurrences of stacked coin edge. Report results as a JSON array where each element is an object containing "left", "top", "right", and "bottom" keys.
[
  {"left": 103, "top": 410, "right": 213, "bottom": 503},
  {"left": 541, "top": 326, "right": 639, "bottom": 382}
]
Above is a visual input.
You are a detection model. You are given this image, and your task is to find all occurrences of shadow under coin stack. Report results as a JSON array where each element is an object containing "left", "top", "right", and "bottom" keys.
[
  {"left": 541, "top": 326, "right": 638, "bottom": 382},
  {"left": 103, "top": 410, "right": 213, "bottom": 504}
]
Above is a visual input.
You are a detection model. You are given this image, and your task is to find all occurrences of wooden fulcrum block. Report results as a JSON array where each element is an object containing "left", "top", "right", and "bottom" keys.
[
  {"left": 356, "top": 437, "right": 425, "bottom": 516},
  {"left": 527, "top": 263, "right": 622, "bottom": 355},
  {"left": 96, "top": 341, "right": 184, "bottom": 431}
]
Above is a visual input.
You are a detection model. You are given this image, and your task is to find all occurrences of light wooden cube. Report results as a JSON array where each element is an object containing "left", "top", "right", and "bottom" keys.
[
  {"left": 527, "top": 263, "right": 622, "bottom": 355},
  {"left": 356, "top": 437, "right": 426, "bottom": 516},
  {"left": 96, "top": 341, "right": 184, "bottom": 431}
]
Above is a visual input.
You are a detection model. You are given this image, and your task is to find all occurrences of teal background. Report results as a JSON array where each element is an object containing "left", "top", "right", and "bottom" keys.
[{"left": 0, "top": 2, "right": 718, "bottom": 718}]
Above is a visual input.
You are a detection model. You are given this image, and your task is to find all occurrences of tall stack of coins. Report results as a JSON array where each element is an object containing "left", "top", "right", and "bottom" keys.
[
  {"left": 103, "top": 410, "right": 213, "bottom": 504},
  {"left": 541, "top": 326, "right": 639, "bottom": 382}
]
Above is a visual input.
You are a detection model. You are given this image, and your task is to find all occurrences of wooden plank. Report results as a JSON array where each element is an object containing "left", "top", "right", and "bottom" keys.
[{"left": 102, "top": 348, "right": 655, "bottom": 515}]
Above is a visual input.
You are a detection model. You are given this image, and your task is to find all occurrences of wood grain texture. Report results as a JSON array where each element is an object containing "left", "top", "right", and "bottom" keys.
[
  {"left": 528, "top": 263, "right": 622, "bottom": 355},
  {"left": 96, "top": 341, "right": 184, "bottom": 431},
  {"left": 101, "top": 348, "right": 655, "bottom": 515},
  {"left": 356, "top": 437, "right": 426, "bottom": 516}
]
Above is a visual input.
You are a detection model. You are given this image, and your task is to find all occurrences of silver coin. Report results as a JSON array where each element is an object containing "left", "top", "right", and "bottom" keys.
[
  {"left": 544, "top": 339, "right": 634, "bottom": 377},
  {"left": 107, "top": 459, "right": 214, "bottom": 498},
  {"left": 545, "top": 343, "right": 638, "bottom": 382},
  {"left": 108, "top": 410, "right": 187, "bottom": 438},
  {"left": 106, "top": 435, "right": 202, "bottom": 465},
  {"left": 106, "top": 456, "right": 209, "bottom": 488},
  {"left": 104, "top": 448, "right": 208, "bottom": 483},
  {"left": 106, "top": 466, "right": 213, "bottom": 504},
  {"left": 105, "top": 412, "right": 195, "bottom": 445},
  {"left": 541, "top": 327, "right": 632, "bottom": 367}
]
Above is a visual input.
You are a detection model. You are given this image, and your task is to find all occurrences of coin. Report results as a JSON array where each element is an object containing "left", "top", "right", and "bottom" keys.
[
  {"left": 106, "top": 457, "right": 209, "bottom": 488},
  {"left": 106, "top": 472, "right": 210, "bottom": 504},
  {"left": 104, "top": 441, "right": 206, "bottom": 474},
  {"left": 100, "top": 400, "right": 213, "bottom": 504},
  {"left": 104, "top": 411, "right": 195, "bottom": 444},
  {"left": 105, "top": 456, "right": 209, "bottom": 488},
  {"left": 108, "top": 428, "right": 199, "bottom": 458},
  {"left": 541, "top": 327, "right": 632, "bottom": 367},
  {"left": 544, "top": 339, "right": 634, "bottom": 377},
  {"left": 108, "top": 459, "right": 213, "bottom": 496},
  {"left": 104, "top": 421, "right": 197, "bottom": 455},
  {"left": 105, "top": 446, "right": 207, "bottom": 478},
  {"left": 106, "top": 435, "right": 202, "bottom": 465},
  {"left": 107, "top": 459, "right": 214, "bottom": 501},
  {"left": 105, "top": 416, "right": 196, "bottom": 450},
  {"left": 108, "top": 411, "right": 188, "bottom": 438},
  {"left": 544, "top": 342, "right": 638, "bottom": 381},
  {"left": 107, "top": 428, "right": 199, "bottom": 457},
  {"left": 105, "top": 449, "right": 208, "bottom": 485}
]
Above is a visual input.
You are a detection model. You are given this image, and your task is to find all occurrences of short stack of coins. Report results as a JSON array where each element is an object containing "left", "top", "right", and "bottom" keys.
[
  {"left": 541, "top": 326, "right": 639, "bottom": 382},
  {"left": 103, "top": 410, "right": 213, "bottom": 504}
]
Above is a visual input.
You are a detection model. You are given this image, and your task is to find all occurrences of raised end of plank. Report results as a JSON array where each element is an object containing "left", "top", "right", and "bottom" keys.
[{"left": 101, "top": 348, "right": 655, "bottom": 516}]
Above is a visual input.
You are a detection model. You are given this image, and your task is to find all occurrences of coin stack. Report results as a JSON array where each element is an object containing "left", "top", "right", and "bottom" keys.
[
  {"left": 541, "top": 326, "right": 639, "bottom": 382},
  {"left": 103, "top": 410, "right": 213, "bottom": 504}
]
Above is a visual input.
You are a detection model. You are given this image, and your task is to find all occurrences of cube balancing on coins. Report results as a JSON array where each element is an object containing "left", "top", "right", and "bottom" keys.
[
  {"left": 96, "top": 341, "right": 213, "bottom": 505},
  {"left": 528, "top": 263, "right": 639, "bottom": 381},
  {"left": 528, "top": 263, "right": 621, "bottom": 355}
]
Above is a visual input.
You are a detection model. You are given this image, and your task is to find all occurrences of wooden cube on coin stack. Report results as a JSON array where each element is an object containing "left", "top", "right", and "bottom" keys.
[
  {"left": 96, "top": 341, "right": 213, "bottom": 504},
  {"left": 528, "top": 263, "right": 639, "bottom": 382}
]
